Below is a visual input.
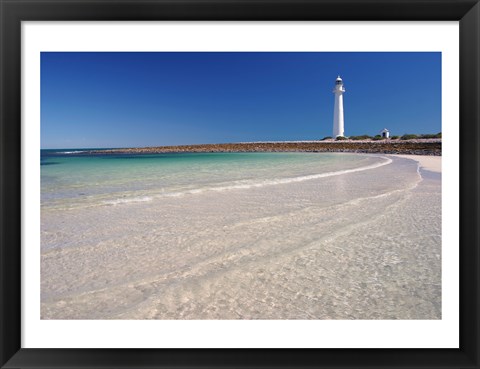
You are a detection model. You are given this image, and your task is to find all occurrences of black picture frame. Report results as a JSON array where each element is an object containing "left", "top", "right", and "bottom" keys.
[{"left": 1, "top": 0, "right": 479, "bottom": 368}]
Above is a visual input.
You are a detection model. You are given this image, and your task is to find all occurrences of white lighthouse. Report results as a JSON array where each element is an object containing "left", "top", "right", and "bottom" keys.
[{"left": 332, "top": 75, "right": 346, "bottom": 138}]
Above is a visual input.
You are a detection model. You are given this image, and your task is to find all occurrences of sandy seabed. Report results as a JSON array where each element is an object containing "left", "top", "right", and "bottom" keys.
[{"left": 41, "top": 154, "right": 441, "bottom": 320}]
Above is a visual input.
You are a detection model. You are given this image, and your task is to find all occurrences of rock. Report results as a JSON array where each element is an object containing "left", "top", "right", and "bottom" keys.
[{"left": 87, "top": 139, "right": 441, "bottom": 156}]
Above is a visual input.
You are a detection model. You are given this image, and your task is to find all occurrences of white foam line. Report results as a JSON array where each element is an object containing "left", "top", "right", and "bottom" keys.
[{"left": 102, "top": 196, "right": 153, "bottom": 205}]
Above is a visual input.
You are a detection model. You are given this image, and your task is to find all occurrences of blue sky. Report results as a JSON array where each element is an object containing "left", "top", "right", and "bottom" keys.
[{"left": 41, "top": 52, "right": 441, "bottom": 149}]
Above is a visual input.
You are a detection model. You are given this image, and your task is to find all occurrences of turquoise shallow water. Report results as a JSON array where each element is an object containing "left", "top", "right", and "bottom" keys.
[{"left": 41, "top": 150, "right": 381, "bottom": 209}]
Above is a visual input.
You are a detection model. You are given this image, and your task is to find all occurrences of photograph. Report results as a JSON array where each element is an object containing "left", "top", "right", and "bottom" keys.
[{"left": 40, "top": 51, "right": 442, "bottom": 320}]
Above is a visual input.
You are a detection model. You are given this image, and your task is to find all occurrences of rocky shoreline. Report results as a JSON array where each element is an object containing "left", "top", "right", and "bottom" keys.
[{"left": 89, "top": 139, "right": 441, "bottom": 156}]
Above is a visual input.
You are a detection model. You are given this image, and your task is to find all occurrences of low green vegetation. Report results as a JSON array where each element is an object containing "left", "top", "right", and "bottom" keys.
[
  {"left": 400, "top": 132, "right": 441, "bottom": 140},
  {"left": 419, "top": 132, "right": 442, "bottom": 139},
  {"left": 320, "top": 132, "right": 440, "bottom": 141},
  {"left": 401, "top": 134, "right": 419, "bottom": 140},
  {"left": 349, "top": 135, "right": 372, "bottom": 140}
]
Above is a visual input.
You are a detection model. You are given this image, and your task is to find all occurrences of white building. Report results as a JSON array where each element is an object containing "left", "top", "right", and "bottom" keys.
[
  {"left": 332, "top": 76, "right": 346, "bottom": 137},
  {"left": 381, "top": 128, "right": 390, "bottom": 138}
]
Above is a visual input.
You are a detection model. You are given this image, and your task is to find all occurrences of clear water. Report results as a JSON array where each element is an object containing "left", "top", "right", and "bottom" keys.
[
  {"left": 41, "top": 150, "right": 384, "bottom": 209},
  {"left": 41, "top": 151, "right": 441, "bottom": 320}
]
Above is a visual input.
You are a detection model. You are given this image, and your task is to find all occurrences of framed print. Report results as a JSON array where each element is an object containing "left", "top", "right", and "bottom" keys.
[{"left": 1, "top": 0, "right": 479, "bottom": 368}]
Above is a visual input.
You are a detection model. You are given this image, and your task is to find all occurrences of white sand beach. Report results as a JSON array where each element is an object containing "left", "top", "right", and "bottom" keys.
[
  {"left": 41, "top": 153, "right": 441, "bottom": 320},
  {"left": 392, "top": 154, "right": 441, "bottom": 173}
]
